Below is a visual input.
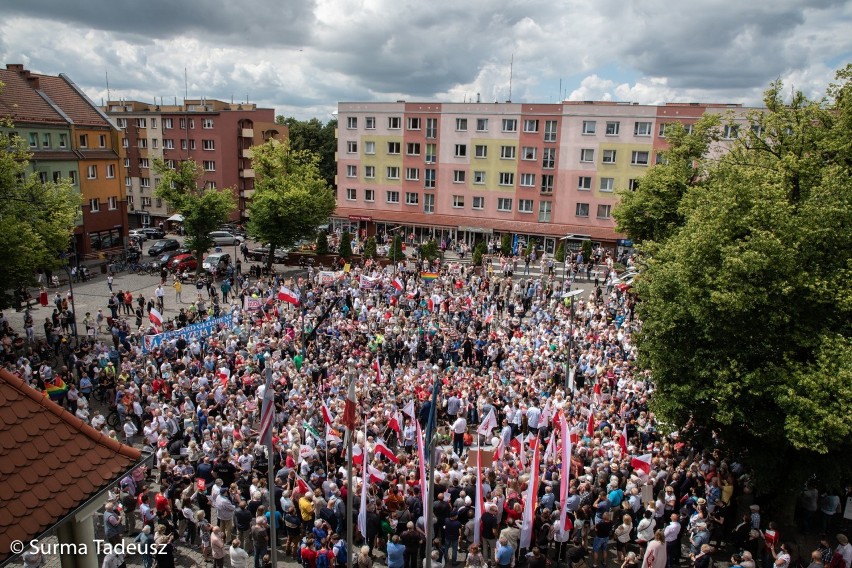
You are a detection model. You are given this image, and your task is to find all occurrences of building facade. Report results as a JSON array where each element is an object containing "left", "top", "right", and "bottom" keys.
[
  {"left": 105, "top": 99, "right": 286, "bottom": 228},
  {"left": 335, "top": 101, "right": 752, "bottom": 253}
]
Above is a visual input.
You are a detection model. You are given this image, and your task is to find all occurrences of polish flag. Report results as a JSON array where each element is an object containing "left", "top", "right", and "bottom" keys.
[
  {"left": 540, "top": 400, "right": 552, "bottom": 429},
  {"left": 587, "top": 409, "right": 596, "bottom": 437},
  {"left": 358, "top": 424, "right": 369, "bottom": 537},
  {"left": 477, "top": 408, "right": 498, "bottom": 437},
  {"left": 510, "top": 434, "right": 527, "bottom": 468},
  {"left": 593, "top": 382, "right": 603, "bottom": 406},
  {"left": 416, "top": 421, "right": 428, "bottom": 512},
  {"left": 402, "top": 399, "right": 415, "bottom": 419},
  {"left": 493, "top": 436, "right": 505, "bottom": 461},
  {"left": 367, "top": 464, "right": 387, "bottom": 484},
  {"left": 321, "top": 403, "right": 335, "bottom": 426},
  {"left": 387, "top": 411, "right": 402, "bottom": 437},
  {"left": 473, "top": 444, "right": 484, "bottom": 545},
  {"left": 148, "top": 307, "right": 163, "bottom": 332},
  {"left": 216, "top": 366, "right": 231, "bottom": 387},
  {"left": 277, "top": 286, "right": 300, "bottom": 305},
  {"left": 519, "top": 430, "right": 542, "bottom": 549},
  {"left": 391, "top": 277, "right": 404, "bottom": 292},
  {"left": 630, "top": 453, "right": 653, "bottom": 476},
  {"left": 484, "top": 305, "right": 496, "bottom": 325},
  {"left": 374, "top": 438, "right": 399, "bottom": 464},
  {"left": 351, "top": 442, "right": 364, "bottom": 466},
  {"left": 569, "top": 427, "right": 580, "bottom": 445},
  {"left": 295, "top": 474, "right": 311, "bottom": 496},
  {"left": 374, "top": 358, "right": 383, "bottom": 384},
  {"left": 559, "top": 412, "right": 573, "bottom": 533},
  {"left": 619, "top": 424, "right": 629, "bottom": 455},
  {"left": 542, "top": 430, "right": 557, "bottom": 463},
  {"left": 343, "top": 374, "right": 357, "bottom": 432}
]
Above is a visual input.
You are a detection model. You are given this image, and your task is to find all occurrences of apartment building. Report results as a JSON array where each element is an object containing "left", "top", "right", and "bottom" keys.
[
  {"left": 105, "top": 99, "right": 287, "bottom": 228},
  {"left": 335, "top": 100, "right": 751, "bottom": 253}
]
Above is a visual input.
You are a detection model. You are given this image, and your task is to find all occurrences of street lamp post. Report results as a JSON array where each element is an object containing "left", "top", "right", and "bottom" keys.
[
  {"left": 562, "top": 290, "right": 583, "bottom": 393},
  {"left": 424, "top": 367, "right": 442, "bottom": 568},
  {"left": 63, "top": 265, "right": 78, "bottom": 341},
  {"left": 346, "top": 358, "right": 356, "bottom": 568}
]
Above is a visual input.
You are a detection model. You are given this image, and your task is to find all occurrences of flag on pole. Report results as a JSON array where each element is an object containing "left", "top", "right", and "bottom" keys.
[
  {"left": 593, "top": 382, "right": 602, "bottom": 405},
  {"left": 619, "top": 424, "right": 629, "bottom": 455},
  {"left": 303, "top": 421, "right": 321, "bottom": 442},
  {"left": 587, "top": 409, "right": 596, "bottom": 437},
  {"left": 343, "top": 373, "right": 357, "bottom": 432},
  {"left": 477, "top": 408, "right": 498, "bottom": 437},
  {"left": 351, "top": 442, "right": 364, "bottom": 466},
  {"left": 321, "top": 403, "right": 335, "bottom": 426},
  {"left": 374, "top": 357, "right": 383, "bottom": 384},
  {"left": 148, "top": 307, "right": 163, "bottom": 332},
  {"left": 519, "top": 430, "right": 542, "bottom": 549},
  {"left": 326, "top": 424, "right": 342, "bottom": 444},
  {"left": 493, "top": 436, "right": 505, "bottom": 461},
  {"left": 358, "top": 424, "right": 369, "bottom": 537},
  {"left": 216, "top": 366, "right": 231, "bottom": 387},
  {"left": 540, "top": 400, "right": 552, "bottom": 429},
  {"left": 295, "top": 474, "right": 311, "bottom": 496},
  {"left": 484, "top": 305, "right": 495, "bottom": 325},
  {"left": 630, "top": 453, "right": 653, "bottom": 476},
  {"left": 559, "top": 412, "right": 573, "bottom": 533},
  {"left": 374, "top": 438, "right": 399, "bottom": 464},
  {"left": 416, "top": 421, "right": 428, "bottom": 513},
  {"left": 402, "top": 399, "right": 415, "bottom": 419},
  {"left": 367, "top": 464, "right": 387, "bottom": 483},
  {"left": 542, "top": 430, "right": 557, "bottom": 463},
  {"left": 473, "top": 444, "right": 484, "bottom": 545},
  {"left": 510, "top": 434, "right": 527, "bottom": 468},
  {"left": 391, "top": 277, "right": 404, "bottom": 292},
  {"left": 277, "top": 286, "right": 301, "bottom": 305},
  {"left": 420, "top": 271, "right": 438, "bottom": 282},
  {"left": 258, "top": 371, "right": 276, "bottom": 446},
  {"left": 387, "top": 410, "right": 402, "bottom": 437}
]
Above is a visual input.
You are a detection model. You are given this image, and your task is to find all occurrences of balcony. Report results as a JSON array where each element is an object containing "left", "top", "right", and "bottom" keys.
[
  {"left": 241, "top": 189, "right": 256, "bottom": 199},
  {"left": 240, "top": 128, "right": 254, "bottom": 138},
  {"left": 241, "top": 149, "right": 253, "bottom": 158},
  {"left": 240, "top": 169, "right": 255, "bottom": 178}
]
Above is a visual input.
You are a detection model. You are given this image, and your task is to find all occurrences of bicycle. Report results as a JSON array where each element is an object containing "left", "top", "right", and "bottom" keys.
[{"left": 106, "top": 408, "right": 121, "bottom": 430}]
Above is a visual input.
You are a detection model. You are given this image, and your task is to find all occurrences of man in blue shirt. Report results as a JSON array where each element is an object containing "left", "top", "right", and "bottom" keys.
[
  {"left": 386, "top": 535, "right": 405, "bottom": 568},
  {"left": 495, "top": 537, "right": 515, "bottom": 567}
]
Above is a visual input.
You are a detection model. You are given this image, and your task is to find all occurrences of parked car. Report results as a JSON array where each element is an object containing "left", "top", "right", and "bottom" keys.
[
  {"left": 140, "top": 227, "right": 166, "bottom": 239},
  {"left": 247, "top": 246, "right": 288, "bottom": 263},
  {"left": 208, "top": 231, "right": 242, "bottom": 246},
  {"left": 128, "top": 229, "right": 148, "bottom": 242},
  {"left": 148, "top": 238, "right": 181, "bottom": 256},
  {"left": 152, "top": 248, "right": 190, "bottom": 268},
  {"left": 202, "top": 252, "right": 231, "bottom": 274},
  {"left": 167, "top": 254, "right": 197, "bottom": 272},
  {"left": 218, "top": 223, "right": 246, "bottom": 238}
]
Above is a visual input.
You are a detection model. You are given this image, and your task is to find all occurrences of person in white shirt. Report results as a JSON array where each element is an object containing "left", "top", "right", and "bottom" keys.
[
  {"left": 451, "top": 415, "right": 467, "bottom": 457},
  {"left": 230, "top": 539, "right": 250, "bottom": 568},
  {"left": 123, "top": 417, "right": 138, "bottom": 445}
]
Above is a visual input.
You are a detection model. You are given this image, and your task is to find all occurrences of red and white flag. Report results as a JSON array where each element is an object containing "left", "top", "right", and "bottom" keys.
[
  {"left": 484, "top": 305, "right": 495, "bottom": 325},
  {"left": 374, "top": 357, "right": 383, "bottom": 384},
  {"left": 374, "top": 438, "right": 400, "bottom": 464},
  {"left": 321, "top": 403, "right": 335, "bottom": 426},
  {"left": 351, "top": 442, "right": 364, "bottom": 466},
  {"left": 402, "top": 399, "right": 415, "bottom": 419},
  {"left": 277, "top": 285, "right": 300, "bottom": 305},
  {"left": 473, "top": 444, "right": 484, "bottom": 545},
  {"left": 295, "top": 474, "right": 311, "bottom": 496},
  {"left": 493, "top": 436, "right": 505, "bottom": 461},
  {"left": 358, "top": 425, "right": 369, "bottom": 538},
  {"left": 587, "top": 409, "right": 596, "bottom": 437},
  {"left": 299, "top": 444, "right": 315, "bottom": 460},
  {"left": 387, "top": 410, "right": 402, "bottom": 437},
  {"left": 540, "top": 400, "right": 552, "bottom": 429},
  {"left": 593, "top": 382, "right": 603, "bottom": 406},
  {"left": 542, "top": 430, "right": 557, "bottom": 463},
  {"left": 519, "top": 430, "right": 542, "bottom": 549},
  {"left": 510, "top": 434, "right": 527, "bottom": 468},
  {"left": 216, "top": 366, "right": 231, "bottom": 387},
  {"left": 619, "top": 424, "right": 629, "bottom": 455},
  {"left": 367, "top": 464, "right": 387, "bottom": 483},
  {"left": 477, "top": 408, "right": 498, "bottom": 437},
  {"left": 631, "top": 453, "right": 653, "bottom": 476},
  {"left": 559, "top": 412, "right": 573, "bottom": 533},
  {"left": 391, "top": 277, "right": 404, "bottom": 292},
  {"left": 326, "top": 424, "right": 342, "bottom": 444},
  {"left": 148, "top": 307, "right": 163, "bottom": 332},
  {"left": 343, "top": 374, "right": 357, "bottom": 432}
]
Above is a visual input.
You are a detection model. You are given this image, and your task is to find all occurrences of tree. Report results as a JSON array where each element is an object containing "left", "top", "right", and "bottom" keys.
[
  {"left": 0, "top": 124, "right": 80, "bottom": 308},
  {"left": 315, "top": 229, "right": 330, "bottom": 255},
  {"left": 387, "top": 235, "right": 404, "bottom": 264},
  {"left": 246, "top": 139, "right": 336, "bottom": 272},
  {"left": 472, "top": 242, "right": 487, "bottom": 267},
  {"left": 634, "top": 70, "right": 852, "bottom": 506},
  {"left": 154, "top": 159, "right": 235, "bottom": 274},
  {"left": 614, "top": 115, "right": 721, "bottom": 245},
  {"left": 554, "top": 241, "right": 566, "bottom": 263},
  {"left": 420, "top": 240, "right": 440, "bottom": 262},
  {"left": 500, "top": 234, "right": 512, "bottom": 256},
  {"left": 581, "top": 240, "right": 593, "bottom": 262},
  {"left": 363, "top": 236, "right": 377, "bottom": 259},
  {"left": 524, "top": 239, "right": 535, "bottom": 258},
  {"left": 338, "top": 230, "right": 353, "bottom": 259},
  {"left": 275, "top": 116, "right": 337, "bottom": 189}
]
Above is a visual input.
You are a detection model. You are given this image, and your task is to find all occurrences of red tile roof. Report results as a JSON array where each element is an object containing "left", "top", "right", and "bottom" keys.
[
  {"left": 0, "top": 368, "right": 142, "bottom": 563},
  {"left": 34, "top": 74, "right": 113, "bottom": 128},
  {"left": 0, "top": 68, "right": 68, "bottom": 126}
]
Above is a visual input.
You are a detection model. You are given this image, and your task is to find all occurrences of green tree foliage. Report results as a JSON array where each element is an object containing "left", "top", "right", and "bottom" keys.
[
  {"left": 614, "top": 115, "right": 721, "bottom": 245},
  {"left": 554, "top": 241, "right": 566, "bottom": 263},
  {"left": 0, "top": 124, "right": 80, "bottom": 308},
  {"left": 500, "top": 233, "right": 512, "bottom": 256},
  {"left": 154, "top": 159, "right": 235, "bottom": 274},
  {"left": 581, "top": 239, "right": 593, "bottom": 261},
  {"left": 363, "top": 236, "right": 377, "bottom": 259},
  {"left": 420, "top": 240, "right": 440, "bottom": 261},
  {"left": 338, "top": 230, "right": 352, "bottom": 259},
  {"left": 524, "top": 239, "right": 535, "bottom": 257},
  {"left": 315, "top": 229, "right": 330, "bottom": 255},
  {"left": 387, "top": 235, "right": 404, "bottom": 263},
  {"left": 472, "top": 241, "right": 487, "bottom": 266},
  {"left": 635, "top": 69, "right": 852, "bottom": 496},
  {"left": 275, "top": 116, "right": 337, "bottom": 189},
  {"left": 246, "top": 140, "right": 336, "bottom": 271}
]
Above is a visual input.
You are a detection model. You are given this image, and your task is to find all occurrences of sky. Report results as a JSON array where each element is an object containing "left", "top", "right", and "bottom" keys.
[{"left": 2, "top": 0, "right": 851, "bottom": 121}]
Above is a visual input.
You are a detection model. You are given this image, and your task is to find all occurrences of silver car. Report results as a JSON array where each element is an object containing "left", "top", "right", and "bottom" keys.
[{"left": 208, "top": 231, "right": 242, "bottom": 246}]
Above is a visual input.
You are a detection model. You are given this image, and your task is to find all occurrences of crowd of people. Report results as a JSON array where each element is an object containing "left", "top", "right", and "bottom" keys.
[{"left": 2, "top": 248, "right": 850, "bottom": 568}]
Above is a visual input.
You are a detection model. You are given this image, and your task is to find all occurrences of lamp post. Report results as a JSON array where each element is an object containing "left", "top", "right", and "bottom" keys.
[
  {"left": 346, "top": 357, "right": 356, "bottom": 568},
  {"left": 62, "top": 264, "right": 78, "bottom": 341},
  {"left": 562, "top": 290, "right": 583, "bottom": 393},
  {"left": 424, "top": 366, "right": 442, "bottom": 568}
]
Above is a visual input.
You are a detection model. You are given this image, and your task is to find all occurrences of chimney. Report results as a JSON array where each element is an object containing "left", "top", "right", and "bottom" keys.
[
  {"left": 26, "top": 76, "right": 40, "bottom": 90},
  {"left": 6, "top": 63, "right": 24, "bottom": 72}
]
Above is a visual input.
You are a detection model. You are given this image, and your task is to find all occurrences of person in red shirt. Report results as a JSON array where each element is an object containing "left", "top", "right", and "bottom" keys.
[
  {"left": 300, "top": 538, "right": 318, "bottom": 568},
  {"left": 155, "top": 489, "right": 171, "bottom": 516}
]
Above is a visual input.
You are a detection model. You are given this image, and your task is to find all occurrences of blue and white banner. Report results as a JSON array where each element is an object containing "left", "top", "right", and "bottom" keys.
[{"left": 142, "top": 313, "right": 234, "bottom": 352}]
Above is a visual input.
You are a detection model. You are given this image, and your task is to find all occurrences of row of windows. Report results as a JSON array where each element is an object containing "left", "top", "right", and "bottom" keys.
[
  {"left": 18, "top": 132, "right": 109, "bottom": 150},
  {"left": 125, "top": 195, "right": 162, "bottom": 208},
  {"left": 579, "top": 148, "right": 651, "bottom": 165},
  {"left": 345, "top": 116, "right": 559, "bottom": 141},
  {"left": 115, "top": 117, "right": 214, "bottom": 130},
  {"left": 122, "top": 138, "right": 216, "bottom": 151},
  {"left": 35, "top": 170, "right": 78, "bottom": 184},
  {"left": 343, "top": 188, "right": 557, "bottom": 219},
  {"left": 84, "top": 164, "right": 117, "bottom": 179},
  {"left": 581, "top": 120, "right": 653, "bottom": 137},
  {"left": 347, "top": 165, "right": 527, "bottom": 187},
  {"left": 87, "top": 196, "right": 120, "bottom": 212}
]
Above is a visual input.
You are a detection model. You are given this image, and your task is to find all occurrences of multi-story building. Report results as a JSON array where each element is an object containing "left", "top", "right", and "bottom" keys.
[
  {"left": 335, "top": 101, "right": 752, "bottom": 253},
  {"left": 1, "top": 64, "right": 126, "bottom": 259},
  {"left": 105, "top": 99, "right": 286, "bottom": 228}
]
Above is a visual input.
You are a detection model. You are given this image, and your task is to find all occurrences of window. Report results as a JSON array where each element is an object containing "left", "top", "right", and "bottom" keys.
[
  {"left": 151, "top": 118, "right": 157, "bottom": 129},
  {"left": 346, "top": 188, "right": 357, "bottom": 200},
  {"left": 544, "top": 120, "right": 558, "bottom": 142},
  {"left": 580, "top": 148, "right": 594, "bottom": 163},
  {"left": 452, "top": 195, "right": 465, "bottom": 208},
  {"left": 500, "top": 145, "right": 516, "bottom": 159},
  {"left": 68, "top": 170, "right": 76, "bottom": 185},
  {"left": 86, "top": 165, "right": 97, "bottom": 179},
  {"left": 578, "top": 176, "right": 592, "bottom": 190},
  {"left": 203, "top": 161, "right": 215, "bottom": 172},
  {"left": 152, "top": 139, "right": 159, "bottom": 149},
  {"left": 116, "top": 118, "right": 127, "bottom": 129},
  {"left": 346, "top": 165, "right": 357, "bottom": 178},
  {"left": 423, "top": 193, "right": 435, "bottom": 213},
  {"left": 108, "top": 196, "right": 118, "bottom": 210},
  {"left": 424, "top": 168, "right": 436, "bottom": 188},
  {"left": 38, "top": 171, "right": 48, "bottom": 183},
  {"left": 407, "top": 117, "right": 421, "bottom": 130},
  {"left": 425, "top": 143, "right": 437, "bottom": 163},
  {"left": 106, "top": 164, "right": 116, "bottom": 178},
  {"left": 474, "top": 145, "right": 488, "bottom": 158},
  {"left": 473, "top": 171, "right": 486, "bottom": 184},
  {"left": 365, "top": 165, "right": 375, "bottom": 179},
  {"left": 365, "top": 116, "right": 376, "bottom": 129},
  {"left": 386, "top": 190, "right": 400, "bottom": 203},
  {"left": 136, "top": 118, "right": 147, "bottom": 128},
  {"left": 347, "top": 141, "right": 358, "bottom": 153},
  {"left": 582, "top": 121, "right": 596, "bottom": 135},
  {"left": 518, "top": 199, "right": 534, "bottom": 213},
  {"left": 203, "top": 139, "right": 215, "bottom": 150},
  {"left": 127, "top": 195, "right": 134, "bottom": 207},
  {"left": 631, "top": 151, "right": 649, "bottom": 165},
  {"left": 388, "top": 117, "right": 401, "bottom": 129},
  {"left": 522, "top": 147, "right": 537, "bottom": 161},
  {"left": 137, "top": 139, "right": 147, "bottom": 148},
  {"left": 42, "top": 133, "right": 51, "bottom": 148},
  {"left": 606, "top": 121, "right": 620, "bottom": 135},
  {"left": 141, "top": 197, "right": 152, "bottom": 207},
  {"left": 723, "top": 124, "right": 740, "bottom": 139},
  {"left": 122, "top": 138, "right": 129, "bottom": 148},
  {"left": 602, "top": 149, "right": 617, "bottom": 164},
  {"left": 155, "top": 198, "right": 163, "bottom": 208},
  {"left": 634, "top": 121, "right": 652, "bottom": 136},
  {"left": 163, "top": 118, "right": 173, "bottom": 129},
  {"left": 164, "top": 160, "right": 176, "bottom": 169},
  {"left": 203, "top": 119, "right": 215, "bottom": 129},
  {"left": 497, "top": 198, "right": 513, "bottom": 212},
  {"left": 472, "top": 196, "right": 485, "bottom": 210},
  {"left": 27, "top": 132, "right": 37, "bottom": 148},
  {"left": 520, "top": 173, "right": 536, "bottom": 187},
  {"left": 542, "top": 148, "right": 556, "bottom": 169},
  {"left": 628, "top": 178, "right": 640, "bottom": 191},
  {"left": 425, "top": 118, "right": 437, "bottom": 138},
  {"left": 476, "top": 118, "right": 488, "bottom": 132},
  {"left": 139, "top": 158, "right": 150, "bottom": 169},
  {"left": 140, "top": 177, "right": 151, "bottom": 188},
  {"left": 164, "top": 139, "right": 175, "bottom": 149},
  {"left": 454, "top": 144, "right": 467, "bottom": 157},
  {"left": 405, "top": 192, "right": 419, "bottom": 205},
  {"left": 658, "top": 123, "right": 671, "bottom": 137},
  {"left": 523, "top": 119, "right": 539, "bottom": 133},
  {"left": 123, "top": 158, "right": 130, "bottom": 168},
  {"left": 79, "top": 134, "right": 88, "bottom": 148},
  {"left": 386, "top": 166, "right": 400, "bottom": 180},
  {"left": 364, "top": 141, "right": 376, "bottom": 154},
  {"left": 539, "top": 201, "right": 552, "bottom": 222},
  {"left": 59, "top": 133, "right": 68, "bottom": 148},
  {"left": 347, "top": 117, "right": 358, "bottom": 129},
  {"left": 751, "top": 124, "right": 763, "bottom": 137},
  {"left": 89, "top": 198, "right": 100, "bottom": 212},
  {"left": 365, "top": 189, "right": 375, "bottom": 202},
  {"left": 575, "top": 203, "right": 589, "bottom": 217},
  {"left": 600, "top": 177, "right": 615, "bottom": 192},
  {"left": 406, "top": 142, "right": 421, "bottom": 156},
  {"left": 205, "top": 181, "right": 215, "bottom": 189},
  {"left": 597, "top": 204, "right": 612, "bottom": 219},
  {"left": 453, "top": 170, "right": 466, "bottom": 183},
  {"left": 387, "top": 141, "right": 401, "bottom": 154},
  {"left": 406, "top": 167, "right": 420, "bottom": 181},
  {"left": 541, "top": 174, "right": 554, "bottom": 194},
  {"left": 125, "top": 176, "right": 131, "bottom": 187},
  {"left": 455, "top": 118, "right": 468, "bottom": 131},
  {"left": 499, "top": 172, "right": 515, "bottom": 186},
  {"left": 99, "top": 134, "right": 107, "bottom": 147}
]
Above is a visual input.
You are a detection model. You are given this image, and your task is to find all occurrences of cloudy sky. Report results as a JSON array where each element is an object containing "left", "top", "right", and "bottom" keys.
[{"left": 2, "top": 0, "right": 851, "bottom": 120}]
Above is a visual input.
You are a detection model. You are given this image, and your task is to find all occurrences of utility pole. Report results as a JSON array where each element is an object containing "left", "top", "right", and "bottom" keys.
[
  {"left": 423, "top": 367, "right": 442, "bottom": 568},
  {"left": 346, "top": 358, "right": 356, "bottom": 568},
  {"left": 563, "top": 290, "right": 582, "bottom": 393}
]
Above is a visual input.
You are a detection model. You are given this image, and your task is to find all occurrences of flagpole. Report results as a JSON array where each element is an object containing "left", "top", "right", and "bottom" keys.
[
  {"left": 424, "top": 367, "right": 442, "bottom": 568},
  {"left": 263, "top": 366, "right": 279, "bottom": 568},
  {"left": 346, "top": 359, "right": 356, "bottom": 568}
]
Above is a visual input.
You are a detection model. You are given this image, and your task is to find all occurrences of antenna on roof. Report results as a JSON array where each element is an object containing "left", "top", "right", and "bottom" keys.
[
  {"left": 508, "top": 53, "right": 513, "bottom": 103},
  {"left": 184, "top": 67, "right": 188, "bottom": 110},
  {"left": 105, "top": 71, "right": 111, "bottom": 103}
]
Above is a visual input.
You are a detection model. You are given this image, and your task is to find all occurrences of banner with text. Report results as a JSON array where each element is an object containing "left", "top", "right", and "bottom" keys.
[{"left": 142, "top": 313, "right": 234, "bottom": 352}]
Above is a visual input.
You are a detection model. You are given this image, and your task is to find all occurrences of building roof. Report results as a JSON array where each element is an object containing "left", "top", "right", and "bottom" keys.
[
  {"left": 0, "top": 68, "right": 68, "bottom": 126},
  {"left": 0, "top": 368, "right": 142, "bottom": 564},
  {"left": 34, "top": 74, "right": 114, "bottom": 128}
]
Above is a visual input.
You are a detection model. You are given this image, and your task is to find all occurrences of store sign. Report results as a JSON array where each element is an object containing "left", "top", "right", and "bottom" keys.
[{"left": 348, "top": 215, "right": 373, "bottom": 222}]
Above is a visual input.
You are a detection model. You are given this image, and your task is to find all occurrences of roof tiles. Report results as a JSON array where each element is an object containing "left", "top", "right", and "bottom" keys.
[{"left": 0, "top": 368, "right": 141, "bottom": 564}]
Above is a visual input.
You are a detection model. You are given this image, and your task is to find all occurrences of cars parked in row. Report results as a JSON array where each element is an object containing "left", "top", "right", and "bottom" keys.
[
  {"left": 246, "top": 246, "right": 288, "bottom": 263},
  {"left": 202, "top": 252, "right": 231, "bottom": 273},
  {"left": 148, "top": 238, "right": 181, "bottom": 256},
  {"left": 209, "top": 231, "right": 242, "bottom": 246}
]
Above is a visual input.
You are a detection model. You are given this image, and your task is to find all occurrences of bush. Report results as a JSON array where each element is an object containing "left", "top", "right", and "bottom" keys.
[
  {"left": 387, "top": 235, "right": 404, "bottom": 262},
  {"left": 472, "top": 241, "right": 487, "bottom": 266},
  {"left": 501, "top": 234, "right": 512, "bottom": 256},
  {"left": 582, "top": 240, "right": 593, "bottom": 261},
  {"left": 555, "top": 241, "right": 566, "bottom": 263},
  {"left": 420, "top": 240, "right": 440, "bottom": 261},
  {"left": 363, "top": 236, "right": 377, "bottom": 259},
  {"left": 524, "top": 240, "right": 535, "bottom": 258},
  {"left": 316, "top": 230, "right": 329, "bottom": 255},
  {"left": 338, "top": 230, "right": 353, "bottom": 259}
]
